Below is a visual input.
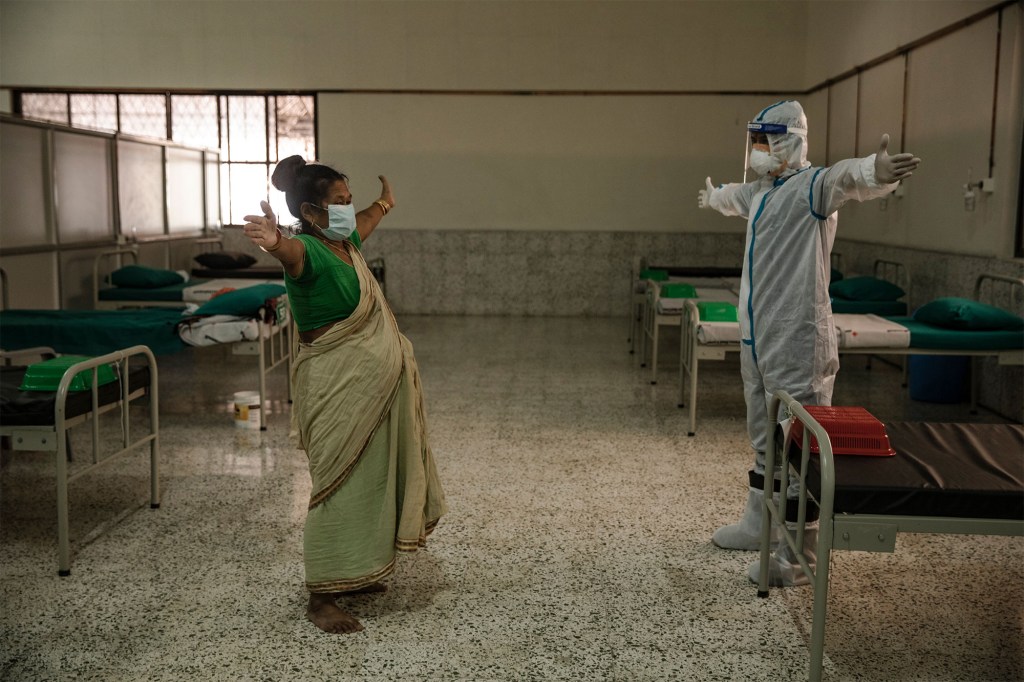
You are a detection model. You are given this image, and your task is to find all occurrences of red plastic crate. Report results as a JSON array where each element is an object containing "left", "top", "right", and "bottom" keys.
[{"left": 788, "top": 406, "right": 895, "bottom": 457}]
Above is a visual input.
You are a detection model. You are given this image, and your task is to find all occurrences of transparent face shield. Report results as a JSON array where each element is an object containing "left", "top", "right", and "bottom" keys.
[{"left": 742, "top": 121, "right": 807, "bottom": 182}]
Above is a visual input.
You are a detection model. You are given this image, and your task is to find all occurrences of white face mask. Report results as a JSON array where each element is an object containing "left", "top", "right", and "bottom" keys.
[
  {"left": 749, "top": 148, "right": 784, "bottom": 176},
  {"left": 323, "top": 204, "right": 356, "bottom": 240}
]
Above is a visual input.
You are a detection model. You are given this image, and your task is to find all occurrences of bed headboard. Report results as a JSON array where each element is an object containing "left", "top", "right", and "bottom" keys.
[
  {"left": 974, "top": 273, "right": 1024, "bottom": 313},
  {"left": 92, "top": 248, "right": 140, "bottom": 308},
  {"left": 193, "top": 236, "right": 225, "bottom": 255},
  {"left": 830, "top": 252, "right": 844, "bottom": 273},
  {"left": 873, "top": 259, "right": 911, "bottom": 301}
]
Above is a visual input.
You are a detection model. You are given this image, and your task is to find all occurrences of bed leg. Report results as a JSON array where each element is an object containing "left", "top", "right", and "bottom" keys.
[
  {"left": 687, "top": 349, "right": 699, "bottom": 436},
  {"left": 969, "top": 356, "right": 979, "bottom": 415},
  {"left": 56, "top": 426, "right": 71, "bottom": 577},
  {"left": 150, "top": 437, "right": 160, "bottom": 508},
  {"left": 677, "top": 322, "right": 687, "bottom": 410},
  {"left": 649, "top": 320, "right": 659, "bottom": 384},
  {"left": 258, "top": 320, "right": 268, "bottom": 430},
  {"left": 808, "top": 527, "right": 832, "bottom": 682}
]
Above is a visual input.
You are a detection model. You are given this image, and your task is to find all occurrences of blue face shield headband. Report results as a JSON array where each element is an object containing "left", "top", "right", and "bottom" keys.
[{"left": 747, "top": 122, "right": 805, "bottom": 136}]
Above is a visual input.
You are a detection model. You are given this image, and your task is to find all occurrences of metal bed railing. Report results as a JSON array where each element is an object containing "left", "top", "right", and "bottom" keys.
[
  {"left": 756, "top": 390, "right": 1024, "bottom": 682},
  {"left": 0, "top": 345, "right": 160, "bottom": 576}
]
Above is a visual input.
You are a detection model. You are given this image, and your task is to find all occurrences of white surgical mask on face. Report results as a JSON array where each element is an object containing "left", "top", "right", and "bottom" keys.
[
  {"left": 323, "top": 204, "right": 356, "bottom": 240},
  {"left": 749, "top": 148, "right": 784, "bottom": 176}
]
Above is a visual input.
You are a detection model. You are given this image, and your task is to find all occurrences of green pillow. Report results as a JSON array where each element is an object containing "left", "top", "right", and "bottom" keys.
[
  {"left": 109, "top": 265, "right": 184, "bottom": 289},
  {"left": 697, "top": 301, "right": 737, "bottom": 322},
  {"left": 193, "top": 283, "right": 287, "bottom": 317},
  {"left": 830, "top": 267, "right": 844, "bottom": 283},
  {"left": 640, "top": 268, "right": 669, "bottom": 282},
  {"left": 828, "top": 276, "right": 904, "bottom": 301},
  {"left": 913, "top": 297, "right": 1024, "bottom": 331},
  {"left": 660, "top": 283, "right": 698, "bottom": 299}
]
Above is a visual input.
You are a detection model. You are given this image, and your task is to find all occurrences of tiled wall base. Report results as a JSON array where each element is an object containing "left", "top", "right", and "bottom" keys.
[
  {"left": 228, "top": 228, "right": 1022, "bottom": 419},
  {"left": 236, "top": 228, "right": 746, "bottom": 317}
]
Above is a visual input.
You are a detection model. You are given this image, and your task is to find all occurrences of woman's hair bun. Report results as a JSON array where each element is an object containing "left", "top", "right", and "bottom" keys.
[{"left": 271, "top": 155, "right": 306, "bottom": 193}]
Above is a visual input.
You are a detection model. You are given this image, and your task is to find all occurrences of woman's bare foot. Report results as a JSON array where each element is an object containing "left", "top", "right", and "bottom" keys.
[{"left": 307, "top": 593, "right": 363, "bottom": 634}]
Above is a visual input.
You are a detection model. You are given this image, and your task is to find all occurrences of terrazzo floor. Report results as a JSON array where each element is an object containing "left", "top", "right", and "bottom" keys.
[{"left": 1, "top": 315, "right": 1021, "bottom": 682}]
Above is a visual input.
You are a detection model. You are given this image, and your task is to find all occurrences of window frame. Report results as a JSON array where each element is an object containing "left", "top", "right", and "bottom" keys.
[{"left": 13, "top": 89, "right": 317, "bottom": 228}]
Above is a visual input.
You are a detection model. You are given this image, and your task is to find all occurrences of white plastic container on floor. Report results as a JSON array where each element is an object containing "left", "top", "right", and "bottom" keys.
[{"left": 233, "top": 391, "right": 261, "bottom": 429}]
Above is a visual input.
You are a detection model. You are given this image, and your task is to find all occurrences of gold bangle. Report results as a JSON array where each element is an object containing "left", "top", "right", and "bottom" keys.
[
  {"left": 375, "top": 199, "right": 391, "bottom": 215},
  {"left": 260, "top": 228, "right": 284, "bottom": 253}
]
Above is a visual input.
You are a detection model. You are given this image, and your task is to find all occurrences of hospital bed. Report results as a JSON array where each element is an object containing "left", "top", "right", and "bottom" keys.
[
  {"left": 191, "top": 235, "right": 387, "bottom": 294},
  {"left": 190, "top": 236, "right": 286, "bottom": 280},
  {"left": 665, "top": 256, "right": 905, "bottom": 390},
  {"left": 676, "top": 270, "right": 1022, "bottom": 436},
  {"left": 0, "top": 345, "right": 160, "bottom": 576},
  {"left": 639, "top": 275, "right": 741, "bottom": 384},
  {"left": 93, "top": 248, "right": 283, "bottom": 310},
  {"left": 1, "top": 269, "right": 292, "bottom": 430},
  {"left": 627, "top": 257, "right": 741, "bottom": 356},
  {"left": 756, "top": 390, "right": 1023, "bottom": 682},
  {"left": 828, "top": 259, "right": 910, "bottom": 316}
]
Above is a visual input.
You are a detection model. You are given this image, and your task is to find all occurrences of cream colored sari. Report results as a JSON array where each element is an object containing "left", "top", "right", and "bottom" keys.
[{"left": 291, "top": 239, "right": 446, "bottom": 593}]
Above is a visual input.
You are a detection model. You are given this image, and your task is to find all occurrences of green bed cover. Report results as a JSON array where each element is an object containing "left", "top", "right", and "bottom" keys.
[
  {"left": 0, "top": 308, "right": 187, "bottom": 356},
  {"left": 97, "top": 279, "right": 204, "bottom": 302},
  {"left": 887, "top": 316, "right": 1024, "bottom": 351}
]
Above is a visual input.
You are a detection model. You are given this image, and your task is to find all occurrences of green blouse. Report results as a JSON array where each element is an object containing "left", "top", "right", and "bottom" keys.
[{"left": 284, "top": 231, "right": 363, "bottom": 332}]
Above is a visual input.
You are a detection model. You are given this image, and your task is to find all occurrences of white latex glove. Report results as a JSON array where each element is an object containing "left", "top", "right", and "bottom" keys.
[
  {"left": 874, "top": 134, "right": 921, "bottom": 184},
  {"left": 698, "top": 177, "right": 715, "bottom": 209}
]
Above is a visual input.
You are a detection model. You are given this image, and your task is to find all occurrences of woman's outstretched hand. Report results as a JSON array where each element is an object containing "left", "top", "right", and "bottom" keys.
[
  {"left": 378, "top": 175, "right": 395, "bottom": 209},
  {"left": 243, "top": 200, "right": 280, "bottom": 249}
]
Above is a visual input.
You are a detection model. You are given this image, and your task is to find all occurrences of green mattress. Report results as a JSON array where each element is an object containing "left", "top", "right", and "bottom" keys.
[
  {"left": 97, "top": 280, "right": 202, "bottom": 302},
  {"left": 887, "top": 317, "right": 1024, "bottom": 351},
  {"left": 831, "top": 299, "right": 907, "bottom": 316},
  {"left": 0, "top": 308, "right": 188, "bottom": 356}
]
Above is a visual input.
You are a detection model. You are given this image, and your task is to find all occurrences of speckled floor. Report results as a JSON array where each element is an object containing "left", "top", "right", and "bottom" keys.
[{"left": 2, "top": 316, "right": 1021, "bottom": 681}]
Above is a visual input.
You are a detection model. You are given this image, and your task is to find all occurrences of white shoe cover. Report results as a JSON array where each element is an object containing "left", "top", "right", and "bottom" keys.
[
  {"left": 747, "top": 525, "right": 818, "bottom": 587},
  {"left": 711, "top": 487, "right": 780, "bottom": 551}
]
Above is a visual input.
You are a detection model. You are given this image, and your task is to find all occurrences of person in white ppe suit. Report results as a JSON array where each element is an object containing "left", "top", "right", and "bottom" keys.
[{"left": 697, "top": 100, "right": 921, "bottom": 586}]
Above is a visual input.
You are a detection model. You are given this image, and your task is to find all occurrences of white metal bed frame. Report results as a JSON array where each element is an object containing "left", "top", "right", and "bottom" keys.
[
  {"left": 0, "top": 345, "right": 160, "bottom": 576},
  {"left": 640, "top": 276, "right": 741, "bottom": 385},
  {"left": 89, "top": 249, "right": 293, "bottom": 429},
  {"left": 756, "top": 389, "right": 1024, "bottom": 682},
  {"left": 627, "top": 255, "right": 651, "bottom": 357},
  {"left": 92, "top": 248, "right": 193, "bottom": 310},
  {"left": 676, "top": 265, "right": 1022, "bottom": 436}
]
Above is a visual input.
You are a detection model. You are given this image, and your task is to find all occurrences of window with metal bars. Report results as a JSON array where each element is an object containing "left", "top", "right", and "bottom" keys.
[{"left": 15, "top": 91, "right": 316, "bottom": 227}]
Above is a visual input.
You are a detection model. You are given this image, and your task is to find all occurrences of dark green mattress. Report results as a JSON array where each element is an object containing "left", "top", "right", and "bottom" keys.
[
  {"left": 97, "top": 280, "right": 203, "bottom": 302},
  {"left": 831, "top": 299, "right": 907, "bottom": 316},
  {"left": 887, "top": 316, "right": 1024, "bottom": 351},
  {"left": 0, "top": 309, "right": 187, "bottom": 356}
]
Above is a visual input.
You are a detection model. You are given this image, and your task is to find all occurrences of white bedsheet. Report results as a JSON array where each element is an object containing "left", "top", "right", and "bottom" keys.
[
  {"left": 690, "top": 314, "right": 911, "bottom": 348},
  {"left": 833, "top": 313, "right": 910, "bottom": 349},
  {"left": 656, "top": 286, "right": 740, "bottom": 314},
  {"left": 178, "top": 315, "right": 261, "bottom": 346},
  {"left": 696, "top": 321, "right": 741, "bottom": 344}
]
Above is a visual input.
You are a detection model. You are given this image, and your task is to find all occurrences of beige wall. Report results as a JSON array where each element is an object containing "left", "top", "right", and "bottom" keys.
[
  {"left": 1, "top": 0, "right": 1021, "bottom": 256},
  {"left": 818, "top": 5, "right": 1023, "bottom": 259},
  {"left": 318, "top": 92, "right": 773, "bottom": 233},
  {"left": 804, "top": 0, "right": 1006, "bottom": 86},
  {"left": 0, "top": 1, "right": 807, "bottom": 91}
]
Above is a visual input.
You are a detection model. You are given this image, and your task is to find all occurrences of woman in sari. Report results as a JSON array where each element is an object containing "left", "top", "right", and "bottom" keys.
[{"left": 243, "top": 155, "right": 446, "bottom": 634}]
